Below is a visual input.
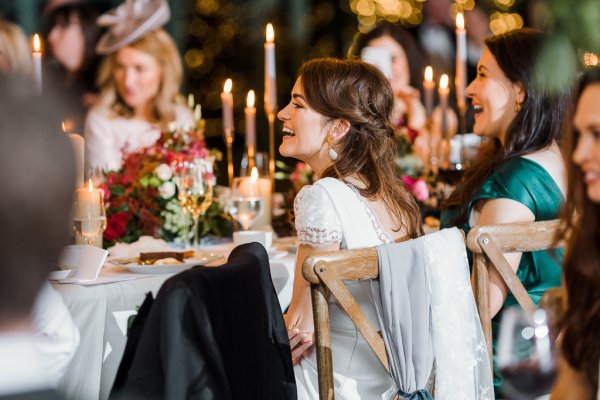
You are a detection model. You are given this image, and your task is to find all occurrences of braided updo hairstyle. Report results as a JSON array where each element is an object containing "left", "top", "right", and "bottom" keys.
[{"left": 299, "top": 57, "right": 422, "bottom": 238}]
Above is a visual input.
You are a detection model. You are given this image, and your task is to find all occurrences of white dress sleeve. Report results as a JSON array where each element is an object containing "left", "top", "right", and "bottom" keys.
[
  {"left": 33, "top": 284, "right": 80, "bottom": 385},
  {"left": 294, "top": 184, "right": 343, "bottom": 247},
  {"left": 84, "top": 109, "right": 123, "bottom": 172}
]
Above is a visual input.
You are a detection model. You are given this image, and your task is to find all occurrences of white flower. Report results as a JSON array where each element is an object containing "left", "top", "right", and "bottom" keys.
[
  {"left": 158, "top": 181, "right": 176, "bottom": 199},
  {"left": 155, "top": 163, "right": 173, "bottom": 181}
]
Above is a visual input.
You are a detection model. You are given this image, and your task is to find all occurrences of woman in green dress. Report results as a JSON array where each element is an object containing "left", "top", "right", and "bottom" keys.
[{"left": 440, "top": 28, "right": 571, "bottom": 396}]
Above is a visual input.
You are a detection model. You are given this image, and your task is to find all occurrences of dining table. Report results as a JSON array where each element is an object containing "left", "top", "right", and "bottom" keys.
[{"left": 53, "top": 240, "right": 297, "bottom": 400}]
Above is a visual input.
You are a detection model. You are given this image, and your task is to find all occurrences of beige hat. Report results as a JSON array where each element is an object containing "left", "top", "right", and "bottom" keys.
[{"left": 95, "top": 0, "right": 170, "bottom": 55}]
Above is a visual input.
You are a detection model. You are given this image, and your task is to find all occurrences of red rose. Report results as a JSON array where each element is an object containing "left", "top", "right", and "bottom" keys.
[{"left": 104, "top": 212, "right": 131, "bottom": 241}]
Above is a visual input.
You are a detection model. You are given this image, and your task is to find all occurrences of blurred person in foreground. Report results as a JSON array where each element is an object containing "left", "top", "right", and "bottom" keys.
[
  {"left": 551, "top": 68, "right": 600, "bottom": 400},
  {"left": 84, "top": 0, "right": 193, "bottom": 173},
  {"left": 0, "top": 19, "right": 81, "bottom": 391},
  {"left": 0, "top": 75, "right": 77, "bottom": 398}
]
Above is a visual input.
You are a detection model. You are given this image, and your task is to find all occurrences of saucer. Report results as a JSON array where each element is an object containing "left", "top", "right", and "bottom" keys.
[
  {"left": 49, "top": 269, "right": 72, "bottom": 280},
  {"left": 267, "top": 248, "right": 287, "bottom": 260}
]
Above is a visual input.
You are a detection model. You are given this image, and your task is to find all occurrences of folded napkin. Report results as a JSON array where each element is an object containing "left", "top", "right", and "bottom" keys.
[{"left": 108, "top": 236, "right": 174, "bottom": 258}]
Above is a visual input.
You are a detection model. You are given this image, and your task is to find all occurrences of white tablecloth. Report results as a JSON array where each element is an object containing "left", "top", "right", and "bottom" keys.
[{"left": 54, "top": 243, "right": 296, "bottom": 400}]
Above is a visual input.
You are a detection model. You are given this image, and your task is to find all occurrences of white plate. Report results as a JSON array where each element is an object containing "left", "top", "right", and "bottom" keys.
[{"left": 110, "top": 253, "right": 224, "bottom": 274}]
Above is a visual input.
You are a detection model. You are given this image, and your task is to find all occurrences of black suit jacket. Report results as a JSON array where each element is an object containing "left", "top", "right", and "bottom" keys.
[{"left": 111, "top": 243, "right": 296, "bottom": 400}]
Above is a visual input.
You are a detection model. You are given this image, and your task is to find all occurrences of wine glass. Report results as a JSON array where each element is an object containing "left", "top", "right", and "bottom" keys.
[
  {"left": 497, "top": 307, "right": 557, "bottom": 399},
  {"left": 73, "top": 189, "right": 106, "bottom": 246},
  {"left": 176, "top": 160, "right": 213, "bottom": 248},
  {"left": 227, "top": 177, "right": 264, "bottom": 231}
]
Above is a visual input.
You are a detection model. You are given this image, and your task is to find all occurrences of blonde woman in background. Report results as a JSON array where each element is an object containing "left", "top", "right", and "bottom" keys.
[
  {"left": 0, "top": 18, "right": 32, "bottom": 76},
  {"left": 84, "top": 0, "right": 193, "bottom": 172}
]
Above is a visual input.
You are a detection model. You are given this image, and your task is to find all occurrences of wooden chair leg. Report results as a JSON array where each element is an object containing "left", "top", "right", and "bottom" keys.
[
  {"left": 311, "top": 282, "right": 334, "bottom": 400},
  {"left": 472, "top": 254, "right": 493, "bottom": 371}
]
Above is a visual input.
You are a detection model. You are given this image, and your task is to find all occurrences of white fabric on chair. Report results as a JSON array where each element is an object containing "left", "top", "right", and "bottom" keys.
[{"left": 374, "top": 228, "right": 493, "bottom": 400}]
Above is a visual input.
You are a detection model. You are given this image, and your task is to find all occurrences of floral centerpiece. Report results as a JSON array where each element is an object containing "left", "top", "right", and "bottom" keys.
[
  {"left": 101, "top": 126, "right": 232, "bottom": 247},
  {"left": 393, "top": 119, "right": 455, "bottom": 226}
]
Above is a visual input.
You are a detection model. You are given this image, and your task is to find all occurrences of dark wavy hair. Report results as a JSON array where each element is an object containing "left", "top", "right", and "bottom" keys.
[
  {"left": 443, "top": 28, "right": 571, "bottom": 223},
  {"left": 348, "top": 23, "right": 425, "bottom": 94},
  {"left": 557, "top": 67, "right": 600, "bottom": 392},
  {"left": 299, "top": 58, "right": 422, "bottom": 238},
  {"left": 47, "top": 3, "right": 104, "bottom": 86}
]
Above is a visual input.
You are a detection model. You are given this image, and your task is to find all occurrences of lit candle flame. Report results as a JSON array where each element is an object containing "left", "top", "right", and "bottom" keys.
[
  {"left": 250, "top": 166, "right": 259, "bottom": 181},
  {"left": 266, "top": 23, "right": 274, "bottom": 43},
  {"left": 456, "top": 13, "right": 465, "bottom": 30},
  {"left": 224, "top": 78, "right": 232, "bottom": 93},
  {"left": 32, "top": 34, "right": 41, "bottom": 52},
  {"left": 424, "top": 66, "right": 433, "bottom": 82},
  {"left": 87, "top": 179, "right": 93, "bottom": 191},
  {"left": 247, "top": 90, "right": 255, "bottom": 108},
  {"left": 61, "top": 121, "right": 66, "bottom": 132},
  {"left": 440, "top": 74, "right": 449, "bottom": 89}
]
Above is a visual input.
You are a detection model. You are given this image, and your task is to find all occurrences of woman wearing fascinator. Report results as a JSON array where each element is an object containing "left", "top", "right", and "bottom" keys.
[{"left": 84, "top": 0, "right": 193, "bottom": 173}]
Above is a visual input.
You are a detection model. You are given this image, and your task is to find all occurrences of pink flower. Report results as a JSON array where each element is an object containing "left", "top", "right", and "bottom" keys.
[
  {"left": 412, "top": 180, "right": 429, "bottom": 201},
  {"left": 402, "top": 176, "right": 429, "bottom": 201}
]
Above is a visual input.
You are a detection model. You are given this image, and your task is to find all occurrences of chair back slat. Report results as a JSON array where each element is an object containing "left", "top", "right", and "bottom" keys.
[
  {"left": 467, "top": 220, "right": 561, "bottom": 254},
  {"left": 316, "top": 261, "right": 389, "bottom": 371},
  {"left": 467, "top": 219, "right": 561, "bottom": 369},
  {"left": 302, "top": 247, "right": 384, "bottom": 400},
  {"left": 478, "top": 234, "right": 537, "bottom": 313}
]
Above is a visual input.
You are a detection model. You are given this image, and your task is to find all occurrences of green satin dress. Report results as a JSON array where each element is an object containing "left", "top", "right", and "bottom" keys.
[{"left": 441, "top": 157, "right": 564, "bottom": 396}]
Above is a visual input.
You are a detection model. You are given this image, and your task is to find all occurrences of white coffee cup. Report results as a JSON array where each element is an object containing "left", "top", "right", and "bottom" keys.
[{"left": 233, "top": 230, "right": 273, "bottom": 250}]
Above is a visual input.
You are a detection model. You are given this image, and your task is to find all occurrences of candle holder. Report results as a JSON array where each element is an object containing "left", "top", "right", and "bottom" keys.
[{"left": 223, "top": 128, "right": 235, "bottom": 187}]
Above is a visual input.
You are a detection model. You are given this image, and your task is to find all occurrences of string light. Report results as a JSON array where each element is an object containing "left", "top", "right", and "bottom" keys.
[
  {"left": 349, "top": 0, "right": 423, "bottom": 30},
  {"left": 489, "top": 12, "right": 523, "bottom": 35}
]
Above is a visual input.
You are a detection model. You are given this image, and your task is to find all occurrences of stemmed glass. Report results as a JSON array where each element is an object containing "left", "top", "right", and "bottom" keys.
[
  {"left": 497, "top": 307, "right": 558, "bottom": 399},
  {"left": 73, "top": 189, "right": 106, "bottom": 246},
  {"left": 176, "top": 160, "right": 213, "bottom": 248},
  {"left": 227, "top": 177, "right": 264, "bottom": 230}
]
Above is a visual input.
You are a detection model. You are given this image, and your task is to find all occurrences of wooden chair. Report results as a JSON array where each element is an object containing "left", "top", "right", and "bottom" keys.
[
  {"left": 302, "top": 247, "right": 388, "bottom": 400},
  {"left": 466, "top": 219, "right": 562, "bottom": 369}
]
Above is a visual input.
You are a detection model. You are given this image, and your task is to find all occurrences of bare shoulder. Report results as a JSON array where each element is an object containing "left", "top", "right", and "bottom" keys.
[{"left": 522, "top": 142, "right": 567, "bottom": 197}]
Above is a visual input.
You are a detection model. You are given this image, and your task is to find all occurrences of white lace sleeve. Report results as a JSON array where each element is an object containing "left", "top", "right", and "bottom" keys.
[{"left": 294, "top": 184, "right": 343, "bottom": 247}]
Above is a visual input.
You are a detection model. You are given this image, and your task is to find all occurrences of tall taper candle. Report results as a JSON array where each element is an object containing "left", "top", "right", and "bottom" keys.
[
  {"left": 264, "top": 24, "right": 277, "bottom": 113},
  {"left": 221, "top": 79, "right": 234, "bottom": 131},
  {"left": 439, "top": 74, "right": 449, "bottom": 139},
  {"left": 32, "top": 34, "right": 42, "bottom": 95},
  {"left": 245, "top": 90, "right": 256, "bottom": 158},
  {"left": 455, "top": 13, "right": 467, "bottom": 114},
  {"left": 423, "top": 66, "right": 435, "bottom": 119},
  {"left": 221, "top": 79, "right": 234, "bottom": 186}
]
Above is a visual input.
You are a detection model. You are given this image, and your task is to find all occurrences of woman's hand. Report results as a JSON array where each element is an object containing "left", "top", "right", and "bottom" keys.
[
  {"left": 284, "top": 242, "right": 339, "bottom": 365},
  {"left": 284, "top": 296, "right": 315, "bottom": 365},
  {"left": 287, "top": 328, "right": 314, "bottom": 365},
  {"left": 391, "top": 82, "right": 426, "bottom": 131}
]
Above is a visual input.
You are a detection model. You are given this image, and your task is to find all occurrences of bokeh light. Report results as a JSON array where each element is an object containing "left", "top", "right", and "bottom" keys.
[
  {"left": 490, "top": 12, "right": 524, "bottom": 35},
  {"left": 349, "top": 0, "right": 424, "bottom": 30}
]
